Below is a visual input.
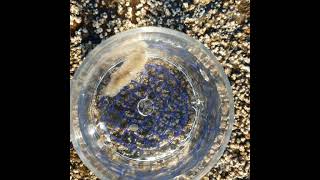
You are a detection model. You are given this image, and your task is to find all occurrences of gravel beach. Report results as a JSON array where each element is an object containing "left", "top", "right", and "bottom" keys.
[{"left": 70, "top": 0, "right": 250, "bottom": 179}]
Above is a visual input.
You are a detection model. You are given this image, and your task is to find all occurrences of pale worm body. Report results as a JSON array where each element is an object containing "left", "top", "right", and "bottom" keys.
[{"left": 103, "top": 41, "right": 148, "bottom": 97}]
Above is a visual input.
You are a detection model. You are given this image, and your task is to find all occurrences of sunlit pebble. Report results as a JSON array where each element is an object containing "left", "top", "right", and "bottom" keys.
[
  {"left": 102, "top": 13, "right": 108, "bottom": 19},
  {"left": 82, "top": 28, "right": 88, "bottom": 33},
  {"left": 118, "top": 6, "right": 124, "bottom": 14},
  {"left": 241, "top": 65, "right": 250, "bottom": 73},
  {"left": 92, "top": 21, "right": 99, "bottom": 28},
  {"left": 135, "top": 11, "right": 141, "bottom": 16},
  {"left": 136, "top": 3, "right": 143, "bottom": 9},
  {"left": 164, "top": 8, "right": 171, "bottom": 16}
]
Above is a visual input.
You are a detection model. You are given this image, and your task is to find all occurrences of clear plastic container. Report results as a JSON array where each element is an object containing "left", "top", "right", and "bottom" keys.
[{"left": 70, "top": 27, "right": 234, "bottom": 180}]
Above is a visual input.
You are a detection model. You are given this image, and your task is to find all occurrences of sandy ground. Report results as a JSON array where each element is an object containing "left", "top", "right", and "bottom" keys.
[{"left": 70, "top": 0, "right": 250, "bottom": 179}]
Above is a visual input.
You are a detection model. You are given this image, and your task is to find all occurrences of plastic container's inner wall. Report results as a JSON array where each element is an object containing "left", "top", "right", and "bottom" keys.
[
  {"left": 76, "top": 38, "right": 221, "bottom": 178},
  {"left": 92, "top": 58, "right": 198, "bottom": 161}
]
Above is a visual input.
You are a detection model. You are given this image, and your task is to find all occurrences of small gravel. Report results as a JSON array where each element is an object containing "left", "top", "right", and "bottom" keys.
[{"left": 70, "top": 0, "right": 250, "bottom": 179}]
